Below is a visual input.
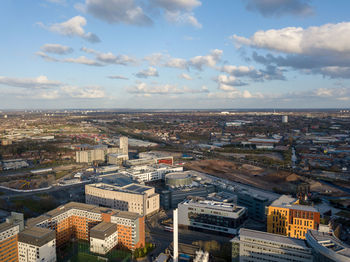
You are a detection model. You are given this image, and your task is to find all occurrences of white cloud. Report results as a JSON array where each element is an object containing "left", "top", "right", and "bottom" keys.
[
  {"left": 243, "top": 0, "right": 313, "bottom": 17},
  {"left": 0, "top": 75, "right": 61, "bottom": 89},
  {"left": 40, "top": 43, "right": 73, "bottom": 55},
  {"left": 64, "top": 56, "right": 103, "bottom": 66},
  {"left": 220, "top": 64, "right": 285, "bottom": 81},
  {"left": 232, "top": 22, "right": 350, "bottom": 55},
  {"left": 0, "top": 75, "right": 106, "bottom": 100},
  {"left": 165, "top": 11, "right": 202, "bottom": 28},
  {"left": 127, "top": 82, "right": 184, "bottom": 95},
  {"left": 38, "top": 46, "right": 137, "bottom": 67},
  {"left": 84, "top": 0, "right": 152, "bottom": 26},
  {"left": 144, "top": 49, "right": 223, "bottom": 71},
  {"left": 208, "top": 90, "right": 263, "bottom": 99},
  {"left": 236, "top": 22, "right": 350, "bottom": 79},
  {"left": 151, "top": 0, "right": 201, "bottom": 11},
  {"left": 61, "top": 85, "right": 105, "bottom": 98},
  {"left": 36, "top": 51, "right": 59, "bottom": 62},
  {"left": 151, "top": 0, "right": 202, "bottom": 28},
  {"left": 81, "top": 0, "right": 202, "bottom": 28},
  {"left": 164, "top": 57, "right": 188, "bottom": 69},
  {"left": 96, "top": 52, "right": 137, "bottom": 65},
  {"left": 189, "top": 49, "right": 223, "bottom": 70},
  {"left": 316, "top": 66, "right": 350, "bottom": 79},
  {"left": 144, "top": 53, "right": 166, "bottom": 66},
  {"left": 81, "top": 47, "right": 98, "bottom": 54},
  {"left": 35, "top": 90, "right": 61, "bottom": 100},
  {"left": 44, "top": 0, "right": 66, "bottom": 4},
  {"left": 108, "top": 75, "right": 129, "bottom": 80},
  {"left": 179, "top": 73, "right": 192, "bottom": 80},
  {"left": 127, "top": 81, "right": 207, "bottom": 95},
  {"left": 215, "top": 74, "right": 247, "bottom": 91},
  {"left": 135, "top": 67, "right": 159, "bottom": 78},
  {"left": 47, "top": 16, "right": 100, "bottom": 43}
]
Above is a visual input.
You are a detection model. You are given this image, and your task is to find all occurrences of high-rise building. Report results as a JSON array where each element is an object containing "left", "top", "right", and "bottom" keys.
[
  {"left": 231, "top": 228, "right": 313, "bottom": 262},
  {"left": 119, "top": 136, "right": 128, "bottom": 155},
  {"left": 267, "top": 195, "right": 320, "bottom": 239},
  {"left": 282, "top": 115, "right": 288, "bottom": 123},
  {"left": 76, "top": 137, "right": 129, "bottom": 163},
  {"left": 85, "top": 183, "right": 159, "bottom": 216}
]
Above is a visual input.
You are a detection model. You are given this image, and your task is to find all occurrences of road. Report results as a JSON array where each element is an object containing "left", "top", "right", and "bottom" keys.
[{"left": 0, "top": 182, "right": 87, "bottom": 199}]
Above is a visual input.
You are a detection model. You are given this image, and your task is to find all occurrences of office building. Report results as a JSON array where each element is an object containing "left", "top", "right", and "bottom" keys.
[
  {"left": 282, "top": 115, "right": 288, "bottom": 123},
  {"left": 18, "top": 227, "right": 56, "bottom": 262},
  {"left": 26, "top": 202, "right": 144, "bottom": 250},
  {"left": 231, "top": 228, "right": 313, "bottom": 262},
  {"left": 306, "top": 229, "right": 350, "bottom": 262},
  {"left": 90, "top": 222, "right": 118, "bottom": 255},
  {"left": 267, "top": 195, "right": 320, "bottom": 239},
  {"left": 178, "top": 198, "right": 247, "bottom": 235},
  {"left": 236, "top": 189, "right": 270, "bottom": 221},
  {"left": 85, "top": 183, "right": 159, "bottom": 216},
  {"left": 161, "top": 184, "right": 216, "bottom": 210},
  {"left": 76, "top": 137, "right": 129, "bottom": 163},
  {"left": 76, "top": 149, "right": 105, "bottom": 163}
]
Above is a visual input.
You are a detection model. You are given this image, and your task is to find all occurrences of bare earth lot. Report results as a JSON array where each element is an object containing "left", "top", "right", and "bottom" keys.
[{"left": 185, "top": 160, "right": 346, "bottom": 196}]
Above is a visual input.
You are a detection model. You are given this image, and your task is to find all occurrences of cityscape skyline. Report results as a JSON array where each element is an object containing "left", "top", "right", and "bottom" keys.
[{"left": 1, "top": 0, "right": 350, "bottom": 109}]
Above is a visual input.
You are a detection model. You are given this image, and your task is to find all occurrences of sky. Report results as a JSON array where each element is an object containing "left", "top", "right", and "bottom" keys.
[{"left": 1, "top": 0, "right": 350, "bottom": 109}]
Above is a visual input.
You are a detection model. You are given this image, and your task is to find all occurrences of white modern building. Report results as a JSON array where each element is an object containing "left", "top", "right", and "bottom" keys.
[
  {"left": 85, "top": 183, "right": 159, "bottom": 216},
  {"left": 18, "top": 227, "right": 56, "bottom": 262},
  {"left": 231, "top": 228, "right": 313, "bottom": 262},
  {"left": 282, "top": 115, "right": 288, "bottom": 123},
  {"left": 178, "top": 198, "right": 247, "bottom": 235},
  {"left": 306, "top": 229, "right": 350, "bottom": 262},
  {"left": 90, "top": 222, "right": 118, "bottom": 255},
  {"left": 123, "top": 164, "right": 183, "bottom": 183}
]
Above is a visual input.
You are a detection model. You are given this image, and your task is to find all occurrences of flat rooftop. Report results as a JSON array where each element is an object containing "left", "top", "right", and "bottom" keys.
[
  {"left": 182, "top": 199, "right": 244, "bottom": 213},
  {"left": 18, "top": 226, "right": 55, "bottom": 246},
  {"left": 308, "top": 230, "right": 350, "bottom": 258},
  {"left": 270, "top": 195, "right": 318, "bottom": 212},
  {"left": 88, "top": 182, "right": 152, "bottom": 194},
  {"left": 238, "top": 228, "right": 310, "bottom": 250},
  {"left": 113, "top": 210, "right": 140, "bottom": 220},
  {"left": 123, "top": 183, "right": 151, "bottom": 193},
  {"left": 0, "top": 222, "right": 17, "bottom": 233},
  {"left": 26, "top": 202, "right": 141, "bottom": 227},
  {"left": 90, "top": 222, "right": 117, "bottom": 239}
]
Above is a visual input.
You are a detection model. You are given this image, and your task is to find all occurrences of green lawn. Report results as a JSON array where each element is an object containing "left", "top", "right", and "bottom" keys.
[{"left": 72, "top": 252, "right": 100, "bottom": 262}]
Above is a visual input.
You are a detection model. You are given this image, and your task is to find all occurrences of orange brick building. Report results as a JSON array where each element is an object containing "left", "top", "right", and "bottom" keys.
[
  {"left": 0, "top": 222, "right": 20, "bottom": 262},
  {"left": 267, "top": 195, "right": 320, "bottom": 239},
  {"left": 26, "top": 202, "right": 145, "bottom": 250}
]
